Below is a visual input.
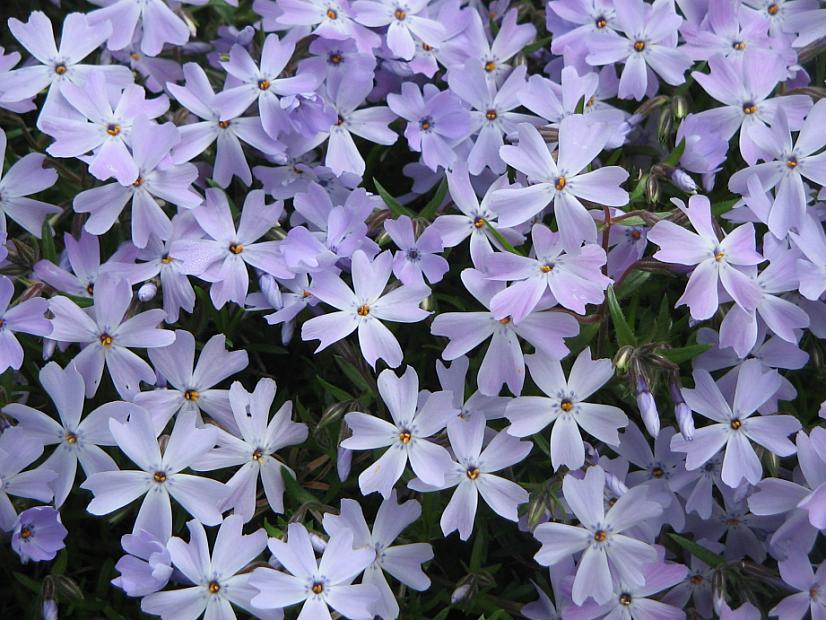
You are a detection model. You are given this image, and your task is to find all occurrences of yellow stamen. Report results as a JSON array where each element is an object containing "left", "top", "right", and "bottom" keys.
[{"left": 357, "top": 304, "right": 370, "bottom": 316}]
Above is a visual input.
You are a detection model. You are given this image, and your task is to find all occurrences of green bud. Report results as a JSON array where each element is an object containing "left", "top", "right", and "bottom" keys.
[{"left": 671, "top": 95, "right": 689, "bottom": 119}]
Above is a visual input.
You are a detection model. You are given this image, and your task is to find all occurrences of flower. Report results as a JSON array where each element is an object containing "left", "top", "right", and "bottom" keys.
[
  {"left": 384, "top": 215, "right": 449, "bottom": 286},
  {"left": 647, "top": 194, "right": 764, "bottom": 321},
  {"left": 352, "top": 0, "right": 446, "bottom": 60},
  {"left": 0, "top": 275, "right": 52, "bottom": 373},
  {"left": 48, "top": 273, "right": 176, "bottom": 398},
  {"left": 11, "top": 506, "right": 68, "bottom": 563},
  {"left": 431, "top": 268, "right": 579, "bottom": 396},
  {"left": 141, "top": 515, "right": 274, "bottom": 620},
  {"left": 0, "top": 427, "right": 56, "bottom": 531},
  {"left": 301, "top": 249, "right": 431, "bottom": 369},
  {"left": 323, "top": 492, "right": 433, "bottom": 620},
  {"left": 134, "top": 330, "right": 249, "bottom": 433},
  {"left": 489, "top": 119, "right": 629, "bottom": 250},
  {"left": 113, "top": 529, "right": 173, "bottom": 597},
  {"left": 505, "top": 348, "right": 628, "bottom": 470},
  {"left": 194, "top": 379, "right": 308, "bottom": 521},
  {"left": 670, "top": 360, "right": 801, "bottom": 487},
  {"left": 3, "top": 362, "right": 135, "bottom": 507},
  {"left": 341, "top": 366, "right": 457, "bottom": 497},
  {"left": 533, "top": 465, "right": 663, "bottom": 605},
  {"left": 457, "top": 8, "right": 537, "bottom": 83},
  {"left": 0, "top": 127, "right": 60, "bottom": 238},
  {"left": 249, "top": 523, "right": 378, "bottom": 619},
  {"left": 770, "top": 553, "right": 826, "bottom": 620},
  {"left": 82, "top": 408, "right": 230, "bottom": 541},
  {"left": 409, "top": 413, "right": 531, "bottom": 540}
]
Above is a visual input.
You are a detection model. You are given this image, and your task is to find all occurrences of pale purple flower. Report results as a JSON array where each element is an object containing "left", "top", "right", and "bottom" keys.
[
  {"left": 249, "top": 523, "right": 378, "bottom": 619},
  {"left": 82, "top": 408, "right": 229, "bottom": 541},
  {"left": 352, "top": 0, "right": 446, "bottom": 60},
  {"left": 300, "top": 38, "right": 378, "bottom": 81},
  {"left": 585, "top": 0, "right": 691, "bottom": 100},
  {"left": 3, "top": 362, "right": 135, "bottom": 507},
  {"left": 216, "top": 35, "right": 323, "bottom": 138},
  {"left": 168, "top": 63, "right": 284, "bottom": 187},
  {"left": 489, "top": 119, "right": 629, "bottom": 250},
  {"left": 436, "top": 355, "right": 509, "bottom": 422},
  {"left": 547, "top": 0, "right": 620, "bottom": 58},
  {"left": 533, "top": 465, "right": 663, "bottom": 605},
  {"left": 72, "top": 117, "right": 203, "bottom": 248},
  {"left": 791, "top": 212, "right": 826, "bottom": 301},
  {"left": 431, "top": 268, "right": 579, "bottom": 396},
  {"left": 113, "top": 529, "right": 173, "bottom": 597},
  {"left": 277, "top": 0, "right": 381, "bottom": 53},
  {"left": 387, "top": 82, "right": 470, "bottom": 172},
  {"left": 384, "top": 215, "right": 448, "bottom": 286},
  {"left": 0, "top": 275, "right": 52, "bottom": 372},
  {"left": 194, "top": 379, "right": 308, "bottom": 521},
  {"left": 505, "top": 348, "right": 628, "bottom": 470},
  {"left": 670, "top": 360, "right": 801, "bottom": 487},
  {"left": 323, "top": 493, "right": 433, "bottom": 620},
  {"left": 647, "top": 195, "right": 764, "bottom": 321},
  {"left": 0, "top": 427, "right": 56, "bottom": 531},
  {"left": 484, "top": 224, "right": 611, "bottom": 321},
  {"left": 409, "top": 413, "right": 531, "bottom": 540},
  {"left": 680, "top": 0, "right": 771, "bottom": 61},
  {"left": 0, "top": 128, "right": 60, "bottom": 238},
  {"left": 301, "top": 249, "right": 430, "bottom": 369},
  {"left": 341, "top": 366, "right": 457, "bottom": 497},
  {"left": 48, "top": 273, "right": 176, "bottom": 398},
  {"left": 0, "top": 11, "right": 132, "bottom": 128},
  {"left": 455, "top": 8, "right": 536, "bottom": 83},
  {"left": 11, "top": 506, "right": 68, "bottom": 563},
  {"left": 177, "top": 188, "right": 290, "bottom": 309},
  {"left": 770, "top": 554, "right": 826, "bottom": 620},
  {"left": 141, "top": 516, "right": 275, "bottom": 620},
  {"left": 729, "top": 102, "right": 826, "bottom": 237},
  {"left": 134, "top": 330, "right": 249, "bottom": 433}
]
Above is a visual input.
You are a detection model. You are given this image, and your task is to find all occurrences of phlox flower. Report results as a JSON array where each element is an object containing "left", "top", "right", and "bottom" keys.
[
  {"left": 384, "top": 215, "right": 449, "bottom": 286},
  {"left": 352, "top": 0, "right": 446, "bottom": 60},
  {"left": 0, "top": 275, "right": 52, "bottom": 373},
  {"left": 456, "top": 9, "right": 536, "bottom": 84},
  {"left": 0, "top": 427, "right": 56, "bottom": 531},
  {"left": 770, "top": 553, "right": 826, "bottom": 620},
  {"left": 11, "top": 506, "right": 68, "bottom": 563},
  {"left": 113, "top": 529, "right": 173, "bottom": 597}
]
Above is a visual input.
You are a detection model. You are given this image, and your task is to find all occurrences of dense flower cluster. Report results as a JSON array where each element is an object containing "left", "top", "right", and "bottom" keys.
[{"left": 0, "top": 0, "right": 825, "bottom": 618}]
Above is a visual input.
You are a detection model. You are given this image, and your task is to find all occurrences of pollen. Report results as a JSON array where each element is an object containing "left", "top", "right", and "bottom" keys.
[
  {"left": 326, "top": 8, "right": 337, "bottom": 19},
  {"left": 633, "top": 40, "right": 646, "bottom": 52},
  {"left": 690, "top": 575, "right": 704, "bottom": 585},
  {"left": 726, "top": 517, "right": 740, "bottom": 527},
  {"left": 106, "top": 123, "right": 121, "bottom": 136},
  {"left": 560, "top": 399, "right": 574, "bottom": 412},
  {"left": 252, "top": 448, "right": 264, "bottom": 461},
  {"left": 218, "top": 120, "right": 231, "bottom": 129},
  {"left": 394, "top": 8, "right": 407, "bottom": 20},
  {"left": 485, "top": 109, "right": 497, "bottom": 121},
  {"left": 229, "top": 243, "right": 244, "bottom": 254},
  {"left": 554, "top": 176, "right": 567, "bottom": 191},
  {"left": 99, "top": 333, "right": 113, "bottom": 347},
  {"left": 499, "top": 316, "right": 511, "bottom": 325},
  {"left": 466, "top": 467, "right": 480, "bottom": 480},
  {"left": 732, "top": 40, "right": 746, "bottom": 50},
  {"left": 619, "top": 593, "right": 632, "bottom": 606},
  {"left": 312, "top": 581, "right": 324, "bottom": 594},
  {"left": 258, "top": 79, "right": 271, "bottom": 91},
  {"left": 742, "top": 102, "right": 757, "bottom": 115},
  {"left": 133, "top": 176, "right": 144, "bottom": 187},
  {"left": 86, "top": 283, "right": 95, "bottom": 295},
  {"left": 20, "top": 527, "right": 32, "bottom": 540},
  {"left": 730, "top": 418, "right": 742, "bottom": 430},
  {"left": 595, "top": 16, "right": 607, "bottom": 28},
  {"left": 399, "top": 430, "right": 412, "bottom": 444},
  {"left": 714, "top": 250, "right": 725, "bottom": 261},
  {"left": 329, "top": 52, "right": 343, "bottom": 64},
  {"left": 473, "top": 217, "right": 487, "bottom": 228},
  {"left": 786, "top": 157, "right": 798, "bottom": 168},
  {"left": 336, "top": 115, "right": 345, "bottom": 126},
  {"left": 420, "top": 118, "right": 432, "bottom": 131},
  {"left": 184, "top": 389, "right": 200, "bottom": 401},
  {"left": 161, "top": 254, "right": 173, "bottom": 264},
  {"left": 484, "top": 60, "right": 496, "bottom": 72},
  {"left": 811, "top": 586, "right": 820, "bottom": 599},
  {"left": 422, "top": 43, "right": 433, "bottom": 51},
  {"left": 54, "top": 63, "right": 67, "bottom": 75},
  {"left": 593, "top": 529, "right": 607, "bottom": 542},
  {"left": 540, "top": 264, "right": 553, "bottom": 273},
  {"left": 208, "top": 580, "right": 221, "bottom": 594},
  {"left": 767, "top": 3, "right": 779, "bottom": 15},
  {"left": 357, "top": 304, "right": 370, "bottom": 316},
  {"left": 65, "top": 432, "right": 78, "bottom": 444},
  {"left": 652, "top": 466, "right": 664, "bottom": 478},
  {"left": 302, "top": 289, "right": 312, "bottom": 298},
  {"left": 153, "top": 471, "right": 167, "bottom": 483},
  {"left": 131, "top": 52, "right": 141, "bottom": 61},
  {"left": 631, "top": 230, "right": 642, "bottom": 240}
]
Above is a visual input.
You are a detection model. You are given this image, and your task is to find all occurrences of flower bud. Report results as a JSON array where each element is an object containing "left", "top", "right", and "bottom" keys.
[
  {"left": 645, "top": 174, "right": 660, "bottom": 205},
  {"left": 137, "top": 282, "right": 157, "bottom": 303},
  {"left": 676, "top": 403, "right": 695, "bottom": 440},
  {"left": 310, "top": 532, "right": 327, "bottom": 553},
  {"left": 337, "top": 446, "right": 352, "bottom": 482},
  {"left": 604, "top": 469, "right": 628, "bottom": 497},
  {"left": 636, "top": 376, "right": 660, "bottom": 438},
  {"left": 451, "top": 583, "right": 472, "bottom": 604},
  {"left": 671, "top": 95, "right": 689, "bottom": 119},
  {"left": 42, "top": 600, "right": 58, "bottom": 620},
  {"left": 42, "top": 338, "right": 56, "bottom": 361},
  {"left": 670, "top": 168, "right": 697, "bottom": 193}
]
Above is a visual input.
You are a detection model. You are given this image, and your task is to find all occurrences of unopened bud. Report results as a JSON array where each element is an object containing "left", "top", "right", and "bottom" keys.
[
  {"left": 318, "top": 402, "right": 350, "bottom": 430},
  {"left": 604, "top": 470, "right": 628, "bottom": 497},
  {"left": 638, "top": 389, "right": 660, "bottom": 438},
  {"left": 676, "top": 403, "right": 694, "bottom": 440},
  {"left": 671, "top": 95, "right": 689, "bottom": 119},
  {"left": 337, "top": 446, "right": 352, "bottom": 482},
  {"left": 645, "top": 174, "right": 660, "bottom": 205},
  {"left": 42, "top": 600, "right": 57, "bottom": 620},
  {"left": 451, "top": 583, "right": 472, "bottom": 604},
  {"left": 613, "top": 346, "right": 634, "bottom": 372},
  {"left": 309, "top": 532, "right": 327, "bottom": 553},
  {"left": 656, "top": 106, "right": 673, "bottom": 143},
  {"left": 42, "top": 338, "right": 56, "bottom": 361},
  {"left": 420, "top": 294, "right": 434, "bottom": 312},
  {"left": 138, "top": 282, "right": 157, "bottom": 303},
  {"left": 670, "top": 168, "right": 697, "bottom": 193}
]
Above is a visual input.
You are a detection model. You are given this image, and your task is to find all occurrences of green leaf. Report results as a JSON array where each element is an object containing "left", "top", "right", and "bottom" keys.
[
  {"left": 420, "top": 177, "right": 449, "bottom": 220},
  {"left": 712, "top": 197, "right": 739, "bottom": 217},
  {"left": 374, "top": 178, "right": 416, "bottom": 218},
  {"left": 668, "top": 533, "right": 725, "bottom": 568},
  {"left": 660, "top": 343, "right": 712, "bottom": 364},
  {"left": 281, "top": 465, "right": 318, "bottom": 505},
  {"left": 629, "top": 173, "right": 648, "bottom": 201},
  {"left": 522, "top": 36, "right": 551, "bottom": 55},
  {"left": 263, "top": 518, "right": 282, "bottom": 538},
  {"left": 575, "top": 95, "right": 586, "bottom": 114},
  {"left": 469, "top": 523, "right": 487, "bottom": 572},
  {"left": 41, "top": 221, "right": 57, "bottom": 263},
  {"left": 664, "top": 138, "right": 686, "bottom": 167},
  {"left": 486, "top": 223, "right": 523, "bottom": 256},
  {"left": 606, "top": 285, "right": 636, "bottom": 347},
  {"left": 316, "top": 376, "right": 353, "bottom": 402}
]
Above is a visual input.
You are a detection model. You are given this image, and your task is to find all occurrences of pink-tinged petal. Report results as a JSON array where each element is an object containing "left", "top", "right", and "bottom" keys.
[
  {"left": 387, "top": 21, "right": 416, "bottom": 60},
  {"left": 490, "top": 277, "right": 546, "bottom": 324},
  {"left": 719, "top": 264, "right": 762, "bottom": 312},
  {"left": 488, "top": 185, "right": 554, "bottom": 229}
]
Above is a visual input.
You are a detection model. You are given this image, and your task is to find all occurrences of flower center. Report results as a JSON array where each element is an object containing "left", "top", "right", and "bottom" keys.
[
  {"left": 690, "top": 574, "right": 704, "bottom": 585},
  {"left": 742, "top": 102, "right": 757, "bottom": 115},
  {"left": 86, "top": 283, "right": 95, "bottom": 295},
  {"left": 560, "top": 399, "right": 574, "bottom": 412},
  {"left": 229, "top": 243, "right": 244, "bottom": 254},
  {"left": 419, "top": 117, "right": 432, "bottom": 131},
  {"left": 336, "top": 115, "right": 345, "bottom": 126},
  {"left": 540, "top": 263, "right": 553, "bottom": 273},
  {"left": 54, "top": 63, "right": 67, "bottom": 75},
  {"left": 651, "top": 466, "right": 664, "bottom": 478},
  {"left": 554, "top": 176, "right": 567, "bottom": 191},
  {"left": 357, "top": 304, "right": 370, "bottom": 316},
  {"left": 726, "top": 517, "right": 740, "bottom": 527},
  {"left": 732, "top": 40, "right": 746, "bottom": 50},
  {"left": 595, "top": 16, "right": 607, "bottom": 28},
  {"left": 630, "top": 229, "right": 642, "bottom": 240},
  {"left": 65, "top": 432, "right": 78, "bottom": 444},
  {"left": 208, "top": 580, "right": 221, "bottom": 594},
  {"left": 20, "top": 527, "right": 32, "bottom": 540},
  {"left": 329, "top": 52, "right": 343, "bottom": 64},
  {"left": 767, "top": 3, "right": 779, "bottom": 15},
  {"left": 133, "top": 176, "right": 144, "bottom": 187},
  {"left": 619, "top": 593, "right": 632, "bottom": 606},
  {"left": 498, "top": 316, "right": 511, "bottom": 325},
  {"left": 394, "top": 8, "right": 406, "bottom": 20},
  {"left": 485, "top": 109, "right": 497, "bottom": 121},
  {"left": 730, "top": 418, "right": 742, "bottom": 430},
  {"left": 312, "top": 581, "right": 324, "bottom": 594},
  {"left": 252, "top": 448, "right": 264, "bottom": 461},
  {"left": 633, "top": 40, "right": 646, "bottom": 52},
  {"left": 811, "top": 586, "right": 819, "bottom": 599},
  {"left": 399, "top": 430, "right": 412, "bottom": 444},
  {"left": 258, "top": 79, "right": 271, "bottom": 91},
  {"left": 161, "top": 254, "right": 173, "bottom": 264},
  {"left": 422, "top": 43, "right": 433, "bottom": 51},
  {"left": 218, "top": 120, "right": 231, "bottom": 129},
  {"left": 326, "top": 8, "right": 337, "bottom": 19},
  {"left": 473, "top": 217, "right": 487, "bottom": 229},
  {"left": 466, "top": 467, "right": 480, "bottom": 480},
  {"left": 484, "top": 60, "right": 496, "bottom": 72},
  {"left": 99, "top": 333, "right": 113, "bottom": 347},
  {"left": 786, "top": 156, "right": 798, "bottom": 168},
  {"left": 184, "top": 389, "right": 200, "bottom": 401},
  {"left": 131, "top": 52, "right": 141, "bottom": 61},
  {"left": 406, "top": 249, "right": 420, "bottom": 261},
  {"left": 593, "top": 529, "right": 607, "bottom": 542},
  {"left": 153, "top": 471, "right": 167, "bottom": 483},
  {"left": 714, "top": 250, "right": 725, "bottom": 261},
  {"left": 106, "top": 123, "right": 121, "bottom": 136}
]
